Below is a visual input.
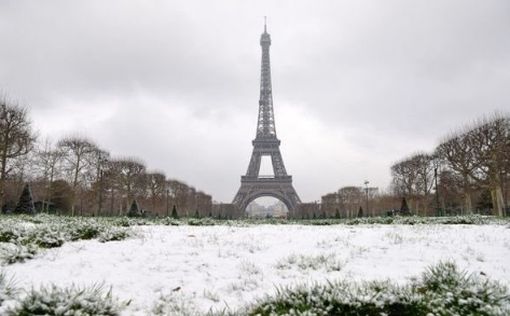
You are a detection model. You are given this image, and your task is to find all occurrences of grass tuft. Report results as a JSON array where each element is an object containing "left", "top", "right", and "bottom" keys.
[
  {"left": 98, "top": 227, "right": 132, "bottom": 242},
  {"left": 6, "top": 284, "right": 128, "bottom": 316},
  {"left": 0, "top": 243, "right": 38, "bottom": 264},
  {"left": 230, "top": 262, "right": 510, "bottom": 316},
  {"left": 0, "top": 272, "right": 17, "bottom": 306}
]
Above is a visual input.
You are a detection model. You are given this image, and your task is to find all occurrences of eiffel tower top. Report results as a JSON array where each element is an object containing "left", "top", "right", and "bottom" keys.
[{"left": 256, "top": 17, "right": 277, "bottom": 139}]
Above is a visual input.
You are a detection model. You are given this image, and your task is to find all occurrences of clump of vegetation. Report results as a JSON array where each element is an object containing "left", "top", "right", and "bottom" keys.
[
  {"left": 0, "top": 217, "right": 134, "bottom": 265},
  {"left": 0, "top": 243, "right": 38, "bottom": 264},
  {"left": 419, "top": 262, "right": 510, "bottom": 315},
  {"left": 276, "top": 254, "right": 344, "bottom": 272},
  {"left": 152, "top": 292, "right": 199, "bottom": 316},
  {"left": 0, "top": 225, "right": 24, "bottom": 243},
  {"left": 237, "top": 262, "right": 510, "bottom": 316},
  {"left": 66, "top": 222, "right": 102, "bottom": 241},
  {"left": 114, "top": 217, "right": 132, "bottom": 227},
  {"left": 6, "top": 284, "right": 128, "bottom": 316},
  {"left": 187, "top": 218, "right": 216, "bottom": 226},
  {"left": 161, "top": 217, "right": 181, "bottom": 226},
  {"left": 0, "top": 272, "right": 17, "bottom": 306},
  {"left": 98, "top": 227, "right": 132, "bottom": 243},
  {"left": 0, "top": 223, "right": 66, "bottom": 249},
  {"left": 23, "top": 226, "right": 67, "bottom": 248}
]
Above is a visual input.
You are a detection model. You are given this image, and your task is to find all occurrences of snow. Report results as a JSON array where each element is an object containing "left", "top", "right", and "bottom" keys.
[{"left": 5, "top": 224, "right": 510, "bottom": 314}]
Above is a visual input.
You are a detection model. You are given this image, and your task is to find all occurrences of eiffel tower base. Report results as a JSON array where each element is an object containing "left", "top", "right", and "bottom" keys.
[{"left": 233, "top": 176, "right": 301, "bottom": 217}]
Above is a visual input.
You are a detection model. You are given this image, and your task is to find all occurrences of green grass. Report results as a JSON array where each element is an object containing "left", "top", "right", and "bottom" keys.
[
  {"left": 0, "top": 216, "right": 133, "bottom": 264},
  {"left": 275, "top": 253, "right": 344, "bottom": 272},
  {"left": 231, "top": 262, "right": 510, "bottom": 316},
  {"left": 0, "top": 214, "right": 508, "bottom": 315},
  {"left": 1, "top": 213, "right": 507, "bottom": 265},
  {"left": 5, "top": 284, "right": 128, "bottom": 316},
  {"left": 0, "top": 272, "right": 17, "bottom": 306},
  {"left": 2, "top": 213, "right": 508, "bottom": 228},
  {"left": 98, "top": 227, "right": 133, "bottom": 242}
]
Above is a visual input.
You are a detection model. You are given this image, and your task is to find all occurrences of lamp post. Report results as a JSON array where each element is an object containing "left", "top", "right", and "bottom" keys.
[
  {"left": 434, "top": 167, "right": 440, "bottom": 216},
  {"left": 166, "top": 189, "right": 170, "bottom": 217},
  {"left": 364, "top": 180, "right": 369, "bottom": 216}
]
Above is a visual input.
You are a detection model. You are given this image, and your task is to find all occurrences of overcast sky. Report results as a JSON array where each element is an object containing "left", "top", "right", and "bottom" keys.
[{"left": 1, "top": 0, "right": 509, "bottom": 203}]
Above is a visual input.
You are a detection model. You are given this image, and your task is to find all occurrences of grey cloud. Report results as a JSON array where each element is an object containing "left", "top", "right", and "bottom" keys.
[{"left": 1, "top": 0, "right": 509, "bottom": 202}]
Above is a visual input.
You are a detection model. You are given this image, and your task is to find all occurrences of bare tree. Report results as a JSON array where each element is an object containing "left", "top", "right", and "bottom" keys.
[
  {"left": 57, "top": 136, "right": 98, "bottom": 215},
  {"left": 436, "top": 131, "right": 479, "bottom": 214},
  {"left": 391, "top": 153, "right": 438, "bottom": 214},
  {"left": 196, "top": 191, "right": 212, "bottom": 216},
  {"left": 167, "top": 179, "right": 190, "bottom": 215},
  {"left": 337, "top": 186, "right": 363, "bottom": 218},
  {"left": 186, "top": 186, "right": 197, "bottom": 217},
  {"left": 469, "top": 115, "right": 509, "bottom": 216},
  {"left": 0, "top": 100, "right": 36, "bottom": 211},
  {"left": 104, "top": 159, "right": 121, "bottom": 216},
  {"left": 321, "top": 192, "right": 342, "bottom": 217},
  {"left": 89, "top": 148, "right": 110, "bottom": 216},
  {"left": 413, "top": 153, "right": 435, "bottom": 195},
  {"left": 437, "top": 169, "right": 464, "bottom": 213},
  {"left": 35, "top": 139, "right": 64, "bottom": 212},
  {"left": 412, "top": 153, "right": 436, "bottom": 215},
  {"left": 146, "top": 171, "right": 166, "bottom": 213},
  {"left": 391, "top": 156, "right": 419, "bottom": 211},
  {"left": 109, "top": 158, "right": 146, "bottom": 215}
]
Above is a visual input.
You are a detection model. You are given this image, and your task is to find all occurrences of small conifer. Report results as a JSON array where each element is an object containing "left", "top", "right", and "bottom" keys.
[
  {"left": 127, "top": 200, "right": 141, "bottom": 217},
  {"left": 171, "top": 205, "right": 178, "bottom": 219},
  {"left": 14, "top": 184, "right": 35, "bottom": 215}
]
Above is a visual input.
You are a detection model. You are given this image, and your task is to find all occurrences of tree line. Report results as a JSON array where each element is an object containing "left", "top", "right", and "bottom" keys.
[
  {"left": 0, "top": 98, "right": 212, "bottom": 216},
  {"left": 318, "top": 186, "right": 399, "bottom": 219},
  {"left": 391, "top": 114, "right": 509, "bottom": 216},
  {"left": 319, "top": 114, "right": 509, "bottom": 218}
]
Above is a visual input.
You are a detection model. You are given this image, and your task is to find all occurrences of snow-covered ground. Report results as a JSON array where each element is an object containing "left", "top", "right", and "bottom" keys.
[{"left": 5, "top": 224, "right": 510, "bottom": 314}]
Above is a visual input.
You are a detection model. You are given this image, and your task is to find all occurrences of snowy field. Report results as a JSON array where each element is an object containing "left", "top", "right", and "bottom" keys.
[{"left": 5, "top": 224, "right": 510, "bottom": 315}]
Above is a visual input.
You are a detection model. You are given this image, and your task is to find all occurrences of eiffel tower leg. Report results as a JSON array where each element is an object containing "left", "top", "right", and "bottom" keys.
[
  {"left": 270, "top": 150, "right": 287, "bottom": 177},
  {"left": 246, "top": 151, "right": 261, "bottom": 177}
]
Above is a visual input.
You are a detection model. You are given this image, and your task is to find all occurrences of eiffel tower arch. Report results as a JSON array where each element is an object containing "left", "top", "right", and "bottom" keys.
[{"left": 233, "top": 20, "right": 301, "bottom": 215}]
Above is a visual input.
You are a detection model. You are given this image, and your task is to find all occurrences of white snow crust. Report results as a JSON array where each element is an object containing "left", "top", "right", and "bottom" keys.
[{"left": 5, "top": 224, "right": 510, "bottom": 314}]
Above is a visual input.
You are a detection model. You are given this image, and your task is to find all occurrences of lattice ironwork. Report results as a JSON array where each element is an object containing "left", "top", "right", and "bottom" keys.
[{"left": 233, "top": 20, "right": 301, "bottom": 215}]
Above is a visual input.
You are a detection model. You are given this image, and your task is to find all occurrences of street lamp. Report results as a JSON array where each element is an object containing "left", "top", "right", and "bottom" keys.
[
  {"left": 364, "top": 180, "right": 369, "bottom": 216},
  {"left": 166, "top": 189, "right": 170, "bottom": 217},
  {"left": 434, "top": 166, "right": 440, "bottom": 216}
]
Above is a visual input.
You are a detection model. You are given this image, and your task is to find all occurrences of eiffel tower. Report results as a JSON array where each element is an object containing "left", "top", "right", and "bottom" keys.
[{"left": 233, "top": 19, "right": 301, "bottom": 215}]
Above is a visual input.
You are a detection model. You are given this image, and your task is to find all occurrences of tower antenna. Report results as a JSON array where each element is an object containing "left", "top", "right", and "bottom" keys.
[{"left": 264, "top": 16, "right": 267, "bottom": 32}]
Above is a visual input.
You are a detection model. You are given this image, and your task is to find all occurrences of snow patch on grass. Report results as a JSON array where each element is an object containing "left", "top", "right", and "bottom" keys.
[
  {"left": 0, "top": 219, "right": 133, "bottom": 264},
  {"left": 1, "top": 221, "right": 509, "bottom": 314},
  {"left": 239, "top": 262, "right": 510, "bottom": 316},
  {"left": 3, "top": 283, "right": 127, "bottom": 316},
  {"left": 275, "top": 253, "right": 345, "bottom": 272}
]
